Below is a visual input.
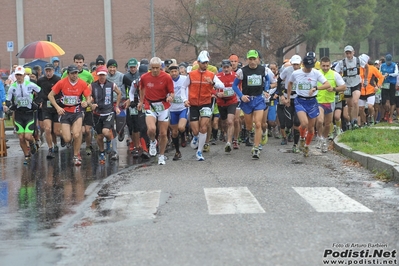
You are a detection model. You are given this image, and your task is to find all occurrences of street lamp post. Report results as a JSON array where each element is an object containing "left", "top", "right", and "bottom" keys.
[{"left": 150, "top": 0, "right": 155, "bottom": 57}]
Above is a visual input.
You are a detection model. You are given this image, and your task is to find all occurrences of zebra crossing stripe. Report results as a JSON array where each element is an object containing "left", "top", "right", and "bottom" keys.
[
  {"left": 111, "top": 190, "right": 161, "bottom": 219},
  {"left": 204, "top": 187, "right": 266, "bottom": 215},
  {"left": 293, "top": 187, "right": 373, "bottom": 213}
]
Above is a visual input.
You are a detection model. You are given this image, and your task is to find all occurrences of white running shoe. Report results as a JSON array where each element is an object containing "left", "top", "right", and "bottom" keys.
[
  {"left": 158, "top": 154, "right": 166, "bottom": 165},
  {"left": 190, "top": 136, "right": 199, "bottom": 149},
  {"left": 315, "top": 137, "right": 323, "bottom": 149},
  {"left": 196, "top": 150, "right": 204, "bottom": 161},
  {"left": 149, "top": 140, "right": 158, "bottom": 157},
  {"left": 321, "top": 139, "right": 328, "bottom": 153}
]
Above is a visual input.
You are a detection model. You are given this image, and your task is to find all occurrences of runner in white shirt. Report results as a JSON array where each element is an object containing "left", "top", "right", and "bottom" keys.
[
  {"left": 169, "top": 64, "right": 188, "bottom": 161},
  {"left": 286, "top": 55, "right": 331, "bottom": 157}
]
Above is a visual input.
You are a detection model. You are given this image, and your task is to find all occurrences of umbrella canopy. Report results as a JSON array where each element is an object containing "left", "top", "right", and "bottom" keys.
[
  {"left": 23, "top": 59, "right": 49, "bottom": 71},
  {"left": 16, "top": 41, "right": 65, "bottom": 59}
]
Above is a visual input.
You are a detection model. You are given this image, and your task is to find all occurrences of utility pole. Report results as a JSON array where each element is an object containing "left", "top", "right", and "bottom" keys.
[{"left": 150, "top": 0, "right": 155, "bottom": 57}]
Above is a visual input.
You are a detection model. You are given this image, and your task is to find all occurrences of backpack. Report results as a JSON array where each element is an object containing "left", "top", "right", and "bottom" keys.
[{"left": 342, "top": 57, "right": 360, "bottom": 77}]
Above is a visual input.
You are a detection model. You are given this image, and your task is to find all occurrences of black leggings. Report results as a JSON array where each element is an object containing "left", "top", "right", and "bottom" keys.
[{"left": 277, "top": 103, "right": 300, "bottom": 130}]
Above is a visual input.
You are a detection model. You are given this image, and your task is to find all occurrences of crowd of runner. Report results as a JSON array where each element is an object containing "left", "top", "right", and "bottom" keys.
[{"left": 1, "top": 46, "right": 398, "bottom": 165}]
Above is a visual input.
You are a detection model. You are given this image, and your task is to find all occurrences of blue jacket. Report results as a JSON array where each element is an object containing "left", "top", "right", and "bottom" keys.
[
  {"left": 0, "top": 81, "right": 5, "bottom": 103},
  {"left": 380, "top": 62, "right": 398, "bottom": 84}
]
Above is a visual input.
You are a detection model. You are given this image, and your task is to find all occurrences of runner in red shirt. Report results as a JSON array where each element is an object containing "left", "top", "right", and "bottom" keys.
[
  {"left": 216, "top": 59, "right": 238, "bottom": 153},
  {"left": 138, "top": 57, "right": 174, "bottom": 165},
  {"left": 48, "top": 65, "right": 92, "bottom": 166}
]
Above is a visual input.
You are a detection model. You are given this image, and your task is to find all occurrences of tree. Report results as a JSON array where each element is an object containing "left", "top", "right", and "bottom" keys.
[
  {"left": 124, "top": 0, "right": 306, "bottom": 63},
  {"left": 124, "top": 0, "right": 204, "bottom": 61},
  {"left": 368, "top": 0, "right": 399, "bottom": 59},
  {"left": 288, "top": 0, "right": 348, "bottom": 52},
  {"left": 343, "top": 0, "right": 377, "bottom": 52}
]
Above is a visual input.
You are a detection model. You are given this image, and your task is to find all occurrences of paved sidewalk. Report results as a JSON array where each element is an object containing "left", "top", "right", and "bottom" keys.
[{"left": 334, "top": 127, "right": 399, "bottom": 182}]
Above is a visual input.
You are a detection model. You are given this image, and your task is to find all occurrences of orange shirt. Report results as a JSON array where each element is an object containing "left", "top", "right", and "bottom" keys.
[
  {"left": 92, "top": 70, "right": 99, "bottom": 82},
  {"left": 52, "top": 78, "right": 91, "bottom": 113},
  {"left": 360, "top": 65, "right": 384, "bottom": 96},
  {"left": 188, "top": 69, "right": 215, "bottom": 106}
]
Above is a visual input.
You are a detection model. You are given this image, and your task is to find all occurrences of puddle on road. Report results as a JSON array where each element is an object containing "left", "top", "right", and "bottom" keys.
[
  {"left": 0, "top": 147, "right": 149, "bottom": 243},
  {"left": 86, "top": 189, "right": 171, "bottom": 225}
]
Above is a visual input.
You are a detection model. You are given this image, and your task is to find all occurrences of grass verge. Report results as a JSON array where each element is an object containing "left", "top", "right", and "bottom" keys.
[{"left": 338, "top": 127, "right": 399, "bottom": 155}]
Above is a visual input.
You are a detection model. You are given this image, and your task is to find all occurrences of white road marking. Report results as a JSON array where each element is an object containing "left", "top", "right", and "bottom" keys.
[
  {"left": 204, "top": 187, "right": 266, "bottom": 215},
  {"left": 293, "top": 187, "right": 373, "bottom": 213},
  {"left": 112, "top": 190, "right": 161, "bottom": 219}
]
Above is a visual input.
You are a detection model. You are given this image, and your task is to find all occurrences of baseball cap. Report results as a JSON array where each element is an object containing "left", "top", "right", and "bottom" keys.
[
  {"left": 164, "top": 59, "right": 173, "bottom": 66},
  {"left": 385, "top": 54, "right": 393, "bottom": 62},
  {"left": 221, "top": 59, "right": 232, "bottom": 67},
  {"left": 96, "top": 65, "right": 108, "bottom": 75},
  {"left": 96, "top": 55, "right": 105, "bottom": 65},
  {"left": 359, "top": 54, "right": 370, "bottom": 66},
  {"left": 15, "top": 66, "right": 25, "bottom": 75},
  {"left": 306, "top": 51, "right": 316, "bottom": 58},
  {"left": 303, "top": 55, "right": 315, "bottom": 68},
  {"left": 247, "top": 50, "right": 259, "bottom": 59},
  {"left": 197, "top": 51, "right": 210, "bottom": 63},
  {"left": 374, "top": 60, "right": 380, "bottom": 64},
  {"left": 44, "top": 63, "right": 54, "bottom": 70},
  {"left": 67, "top": 65, "right": 79, "bottom": 73},
  {"left": 127, "top": 58, "right": 138, "bottom": 67},
  {"left": 290, "top": 55, "right": 302, "bottom": 65},
  {"left": 168, "top": 63, "right": 179, "bottom": 71},
  {"left": 344, "top": 45, "right": 354, "bottom": 52}
]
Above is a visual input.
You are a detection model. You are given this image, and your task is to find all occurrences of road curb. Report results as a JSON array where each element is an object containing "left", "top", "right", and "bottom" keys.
[{"left": 334, "top": 136, "right": 399, "bottom": 182}]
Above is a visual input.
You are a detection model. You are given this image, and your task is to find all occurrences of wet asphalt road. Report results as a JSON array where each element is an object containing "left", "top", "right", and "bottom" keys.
[
  {"left": 1, "top": 132, "right": 399, "bottom": 266},
  {"left": 0, "top": 132, "right": 144, "bottom": 265}
]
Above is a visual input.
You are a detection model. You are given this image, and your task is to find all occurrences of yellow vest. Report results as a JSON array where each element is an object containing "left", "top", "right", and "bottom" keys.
[
  {"left": 317, "top": 69, "right": 336, "bottom": 103},
  {"left": 191, "top": 64, "right": 218, "bottom": 74}
]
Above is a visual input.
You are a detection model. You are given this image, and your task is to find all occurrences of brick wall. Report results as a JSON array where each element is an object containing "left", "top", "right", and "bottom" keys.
[
  {"left": 0, "top": 0, "right": 18, "bottom": 70},
  {"left": 0, "top": 0, "right": 194, "bottom": 71}
]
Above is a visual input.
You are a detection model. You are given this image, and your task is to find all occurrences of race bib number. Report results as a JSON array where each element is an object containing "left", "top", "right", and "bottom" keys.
[
  {"left": 382, "top": 83, "right": 390, "bottom": 89},
  {"left": 105, "top": 87, "right": 112, "bottom": 104},
  {"left": 344, "top": 87, "right": 352, "bottom": 96},
  {"left": 298, "top": 82, "right": 312, "bottom": 90},
  {"left": 129, "top": 107, "right": 138, "bottom": 115},
  {"left": 199, "top": 107, "right": 212, "bottom": 117},
  {"left": 395, "top": 91, "right": 399, "bottom": 97},
  {"left": 17, "top": 97, "right": 30, "bottom": 107},
  {"left": 173, "top": 96, "right": 183, "bottom": 103},
  {"left": 46, "top": 100, "right": 53, "bottom": 108},
  {"left": 247, "top": 74, "right": 262, "bottom": 86},
  {"left": 63, "top": 96, "right": 79, "bottom": 106},
  {"left": 223, "top": 88, "right": 235, "bottom": 97},
  {"left": 150, "top": 102, "right": 165, "bottom": 112}
]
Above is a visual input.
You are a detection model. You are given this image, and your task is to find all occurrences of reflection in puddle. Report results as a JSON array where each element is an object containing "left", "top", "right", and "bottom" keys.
[{"left": 0, "top": 148, "right": 148, "bottom": 242}]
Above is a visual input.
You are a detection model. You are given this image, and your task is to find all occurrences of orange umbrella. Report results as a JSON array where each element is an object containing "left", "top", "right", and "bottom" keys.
[{"left": 16, "top": 41, "right": 65, "bottom": 59}]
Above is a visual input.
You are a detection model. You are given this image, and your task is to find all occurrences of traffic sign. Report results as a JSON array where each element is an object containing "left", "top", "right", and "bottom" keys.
[{"left": 7, "top": 41, "right": 14, "bottom": 52}]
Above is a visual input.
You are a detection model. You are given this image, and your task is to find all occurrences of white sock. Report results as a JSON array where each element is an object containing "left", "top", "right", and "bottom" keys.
[
  {"left": 111, "top": 138, "right": 118, "bottom": 153},
  {"left": 198, "top": 132, "right": 207, "bottom": 152}
]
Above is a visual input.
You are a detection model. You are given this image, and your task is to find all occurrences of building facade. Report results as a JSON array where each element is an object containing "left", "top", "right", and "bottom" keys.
[{"left": 0, "top": 0, "right": 184, "bottom": 70}]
